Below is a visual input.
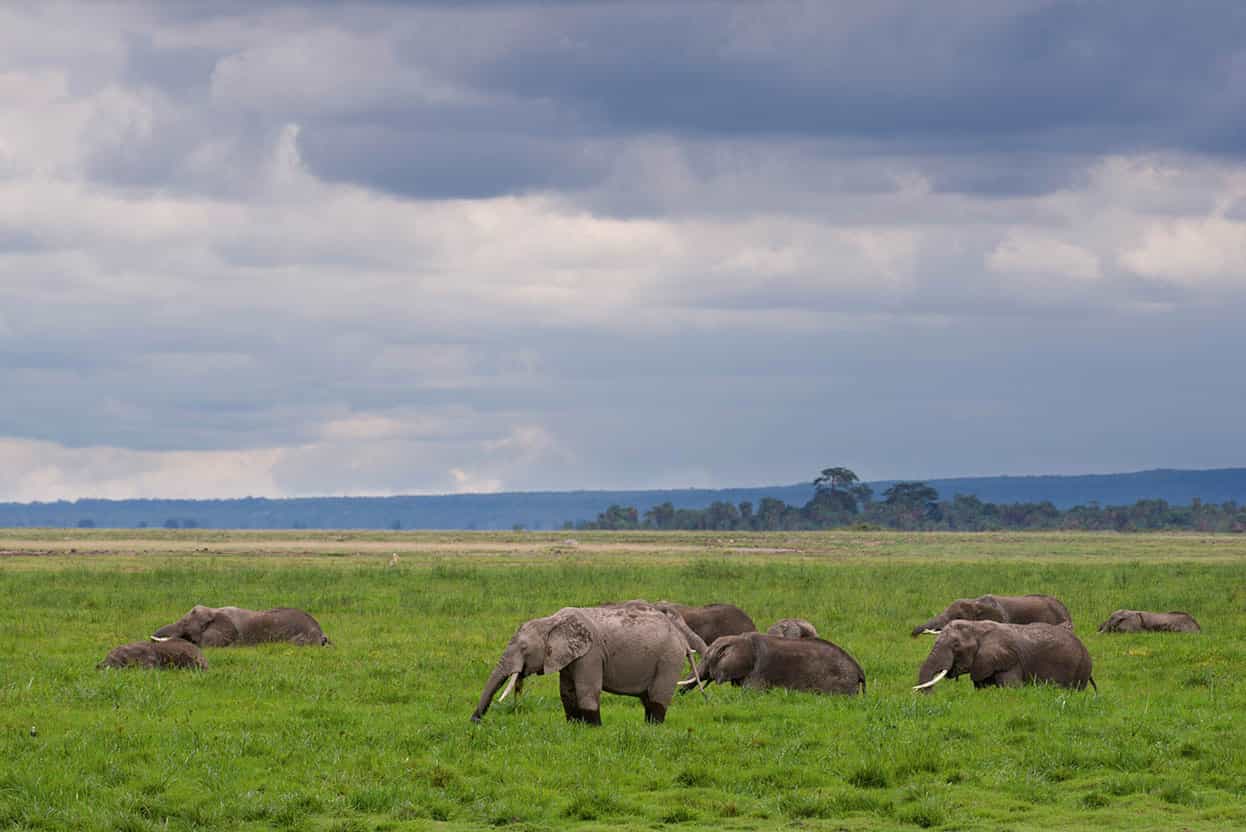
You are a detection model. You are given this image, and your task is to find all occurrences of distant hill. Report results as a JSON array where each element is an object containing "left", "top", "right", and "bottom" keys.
[
  {"left": 1, "top": 467, "right": 1243, "bottom": 530},
  {"left": 871, "top": 468, "right": 1246, "bottom": 511}
]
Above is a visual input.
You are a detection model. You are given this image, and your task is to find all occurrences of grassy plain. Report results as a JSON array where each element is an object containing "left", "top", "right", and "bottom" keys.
[{"left": 1, "top": 529, "right": 1244, "bottom": 831}]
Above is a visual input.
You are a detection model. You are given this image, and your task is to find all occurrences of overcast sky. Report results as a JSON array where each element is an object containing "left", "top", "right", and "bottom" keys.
[{"left": 2, "top": 1, "right": 1245, "bottom": 501}]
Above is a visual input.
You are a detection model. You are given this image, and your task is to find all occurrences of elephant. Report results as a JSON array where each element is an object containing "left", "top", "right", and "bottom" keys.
[
  {"left": 766, "top": 618, "right": 819, "bottom": 639},
  {"left": 913, "top": 621, "right": 1095, "bottom": 692},
  {"left": 152, "top": 605, "right": 329, "bottom": 647},
  {"left": 472, "top": 604, "right": 693, "bottom": 725},
  {"left": 911, "top": 594, "right": 1071, "bottom": 637},
  {"left": 98, "top": 638, "right": 208, "bottom": 670},
  {"left": 654, "top": 602, "right": 757, "bottom": 646},
  {"left": 1098, "top": 609, "right": 1201, "bottom": 633},
  {"left": 680, "top": 633, "right": 865, "bottom": 695},
  {"left": 603, "top": 600, "right": 710, "bottom": 654}
]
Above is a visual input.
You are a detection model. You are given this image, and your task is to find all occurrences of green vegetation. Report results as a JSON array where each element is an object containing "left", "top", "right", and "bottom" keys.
[
  {"left": 1, "top": 530, "right": 1244, "bottom": 830},
  {"left": 578, "top": 467, "right": 1246, "bottom": 531}
]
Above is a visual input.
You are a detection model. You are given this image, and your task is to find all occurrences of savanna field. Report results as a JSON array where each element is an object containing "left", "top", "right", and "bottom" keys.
[{"left": 1, "top": 530, "right": 1244, "bottom": 831}]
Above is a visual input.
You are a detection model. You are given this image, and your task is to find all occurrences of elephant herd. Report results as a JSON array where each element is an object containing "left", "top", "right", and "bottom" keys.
[
  {"left": 473, "top": 595, "right": 1202, "bottom": 725},
  {"left": 99, "top": 594, "right": 1201, "bottom": 728}
]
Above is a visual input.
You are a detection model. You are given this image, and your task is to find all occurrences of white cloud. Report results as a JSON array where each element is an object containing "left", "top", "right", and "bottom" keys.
[
  {"left": 0, "top": 437, "right": 284, "bottom": 502},
  {"left": 1120, "top": 217, "right": 1246, "bottom": 284},
  {"left": 986, "top": 232, "right": 1102, "bottom": 281}
]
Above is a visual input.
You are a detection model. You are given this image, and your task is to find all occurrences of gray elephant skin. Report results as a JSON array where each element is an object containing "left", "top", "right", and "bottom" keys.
[
  {"left": 911, "top": 594, "right": 1071, "bottom": 637},
  {"left": 655, "top": 602, "right": 757, "bottom": 645},
  {"left": 603, "top": 600, "right": 710, "bottom": 654},
  {"left": 152, "top": 605, "right": 330, "bottom": 647},
  {"left": 687, "top": 632, "right": 865, "bottom": 695},
  {"left": 99, "top": 638, "right": 208, "bottom": 670},
  {"left": 1098, "top": 609, "right": 1200, "bottom": 633},
  {"left": 914, "top": 621, "right": 1095, "bottom": 692},
  {"left": 767, "top": 618, "right": 819, "bottom": 639},
  {"left": 472, "top": 604, "right": 692, "bottom": 725}
]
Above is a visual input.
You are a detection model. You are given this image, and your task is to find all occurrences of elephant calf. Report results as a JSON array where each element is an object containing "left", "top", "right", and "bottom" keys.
[
  {"left": 1098, "top": 609, "right": 1201, "bottom": 633},
  {"left": 914, "top": 621, "right": 1095, "bottom": 693},
  {"left": 683, "top": 633, "right": 865, "bottom": 695},
  {"left": 99, "top": 638, "right": 208, "bottom": 670},
  {"left": 766, "top": 618, "right": 819, "bottom": 639},
  {"left": 911, "top": 593, "right": 1071, "bottom": 637},
  {"left": 152, "top": 605, "right": 330, "bottom": 647}
]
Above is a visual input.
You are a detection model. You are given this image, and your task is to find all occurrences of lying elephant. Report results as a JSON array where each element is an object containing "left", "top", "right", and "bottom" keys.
[
  {"left": 473, "top": 604, "right": 692, "bottom": 725},
  {"left": 914, "top": 621, "right": 1095, "bottom": 692},
  {"left": 1098, "top": 609, "right": 1201, "bottom": 633},
  {"left": 152, "top": 605, "right": 330, "bottom": 647},
  {"left": 911, "top": 593, "right": 1071, "bottom": 637},
  {"left": 681, "top": 632, "right": 865, "bottom": 695},
  {"left": 654, "top": 601, "right": 757, "bottom": 646},
  {"left": 767, "top": 618, "right": 819, "bottom": 639},
  {"left": 99, "top": 638, "right": 208, "bottom": 670}
]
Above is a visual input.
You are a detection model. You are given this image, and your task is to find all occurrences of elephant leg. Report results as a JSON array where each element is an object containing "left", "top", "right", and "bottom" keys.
[
  {"left": 639, "top": 692, "right": 667, "bottom": 724},
  {"left": 995, "top": 667, "right": 1026, "bottom": 687},
  {"left": 572, "top": 661, "right": 603, "bottom": 726},
  {"left": 559, "top": 669, "right": 582, "bottom": 722}
]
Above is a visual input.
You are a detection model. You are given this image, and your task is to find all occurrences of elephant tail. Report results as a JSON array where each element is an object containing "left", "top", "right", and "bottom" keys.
[
  {"left": 1088, "top": 675, "right": 1098, "bottom": 693},
  {"left": 321, "top": 635, "right": 332, "bottom": 647},
  {"left": 858, "top": 674, "right": 866, "bottom": 695}
]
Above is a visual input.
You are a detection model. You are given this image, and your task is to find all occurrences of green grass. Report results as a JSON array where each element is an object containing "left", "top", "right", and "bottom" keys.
[{"left": 1, "top": 530, "right": 1244, "bottom": 830}]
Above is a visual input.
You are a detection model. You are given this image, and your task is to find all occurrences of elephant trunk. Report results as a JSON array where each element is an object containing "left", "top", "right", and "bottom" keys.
[
  {"left": 472, "top": 648, "right": 521, "bottom": 723},
  {"left": 911, "top": 614, "right": 947, "bottom": 638},
  {"left": 915, "top": 643, "right": 953, "bottom": 693},
  {"left": 151, "top": 624, "right": 179, "bottom": 642}
]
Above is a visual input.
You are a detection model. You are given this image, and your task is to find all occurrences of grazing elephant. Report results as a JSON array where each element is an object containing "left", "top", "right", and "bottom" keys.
[
  {"left": 99, "top": 638, "right": 208, "bottom": 670},
  {"left": 655, "top": 602, "right": 757, "bottom": 646},
  {"left": 1098, "top": 610, "right": 1201, "bottom": 633},
  {"left": 911, "top": 594, "right": 1071, "bottom": 637},
  {"left": 681, "top": 633, "right": 865, "bottom": 695},
  {"left": 913, "top": 621, "right": 1095, "bottom": 692},
  {"left": 472, "top": 604, "right": 692, "bottom": 725},
  {"left": 152, "top": 605, "right": 329, "bottom": 647},
  {"left": 767, "top": 618, "right": 819, "bottom": 639}
]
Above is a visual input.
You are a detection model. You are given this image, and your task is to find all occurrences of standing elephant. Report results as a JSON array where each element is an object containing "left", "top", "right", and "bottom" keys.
[
  {"left": 1098, "top": 610, "right": 1201, "bottom": 633},
  {"left": 99, "top": 638, "right": 208, "bottom": 670},
  {"left": 655, "top": 602, "right": 757, "bottom": 646},
  {"left": 472, "top": 604, "right": 692, "bottom": 725},
  {"left": 913, "top": 621, "right": 1095, "bottom": 692},
  {"left": 152, "top": 605, "right": 330, "bottom": 647},
  {"left": 766, "top": 618, "right": 819, "bottom": 639},
  {"left": 911, "top": 594, "right": 1071, "bottom": 637},
  {"left": 682, "top": 633, "right": 865, "bottom": 695}
]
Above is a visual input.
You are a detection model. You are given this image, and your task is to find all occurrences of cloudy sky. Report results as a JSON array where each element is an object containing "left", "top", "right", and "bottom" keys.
[{"left": 2, "top": 1, "right": 1245, "bottom": 501}]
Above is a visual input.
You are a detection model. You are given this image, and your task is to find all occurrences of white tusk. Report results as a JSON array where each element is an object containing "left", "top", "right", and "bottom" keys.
[
  {"left": 676, "top": 678, "right": 698, "bottom": 686},
  {"left": 150, "top": 635, "right": 171, "bottom": 642},
  {"left": 497, "top": 672, "right": 519, "bottom": 702},
  {"left": 912, "top": 669, "right": 949, "bottom": 690},
  {"left": 921, "top": 629, "right": 941, "bottom": 635}
]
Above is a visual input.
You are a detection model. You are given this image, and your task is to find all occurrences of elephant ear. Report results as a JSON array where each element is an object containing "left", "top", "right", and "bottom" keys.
[
  {"left": 971, "top": 630, "right": 1017, "bottom": 679},
  {"left": 972, "top": 597, "right": 1006, "bottom": 622},
  {"left": 543, "top": 612, "right": 592, "bottom": 674},
  {"left": 200, "top": 613, "right": 240, "bottom": 647}
]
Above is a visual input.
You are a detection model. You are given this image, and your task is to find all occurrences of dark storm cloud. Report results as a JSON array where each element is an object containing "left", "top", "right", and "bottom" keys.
[
  {"left": 71, "top": 1, "right": 1241, "bottom": 203},
  {"left": 468, "top": 2, "right": 1245, "bottom": 144}
]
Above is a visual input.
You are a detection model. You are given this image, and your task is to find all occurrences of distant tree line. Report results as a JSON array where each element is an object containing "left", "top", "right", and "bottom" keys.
[{"left": 570, "top": 467, "right": 1246, "bottom": 533}]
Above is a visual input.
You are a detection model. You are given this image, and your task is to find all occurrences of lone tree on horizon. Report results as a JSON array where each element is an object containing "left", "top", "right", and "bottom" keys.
[{"left": 813, "top": 466, "right": 860, "bottom": 493}]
